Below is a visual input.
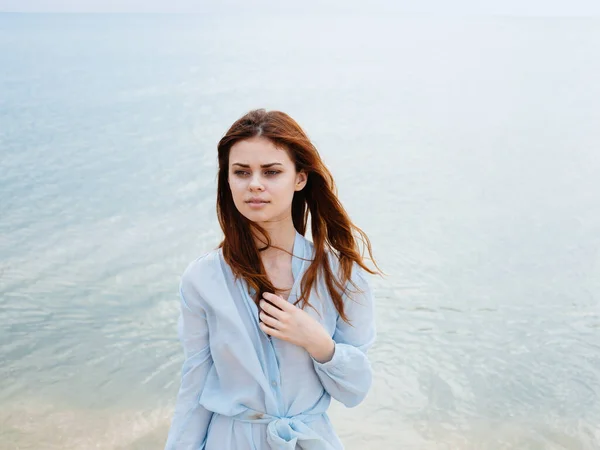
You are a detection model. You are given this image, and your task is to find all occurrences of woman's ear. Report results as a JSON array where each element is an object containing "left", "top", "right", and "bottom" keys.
[{"left": 295, "top": 171, "right": 308, "bottom": 191}]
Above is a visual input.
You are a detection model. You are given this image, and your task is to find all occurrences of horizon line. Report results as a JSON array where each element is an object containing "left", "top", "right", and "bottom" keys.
[{"left": 1, "top": 10, "right": 600, "bottom": 17}]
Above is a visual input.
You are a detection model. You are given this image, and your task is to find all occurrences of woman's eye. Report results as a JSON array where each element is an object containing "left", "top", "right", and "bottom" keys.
[{"left": 233, "top": 169, "right": 280, "bottom": 177}]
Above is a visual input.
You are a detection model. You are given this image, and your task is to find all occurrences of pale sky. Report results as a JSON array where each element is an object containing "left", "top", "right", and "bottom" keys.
[{"left": 1, "top": 0, "right": 600, "bottom": 16}]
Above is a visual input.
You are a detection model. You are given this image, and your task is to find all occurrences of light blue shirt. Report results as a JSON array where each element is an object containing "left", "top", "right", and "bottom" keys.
[{"left": 165, "top": 231, "right": 376, "bottom": 450}]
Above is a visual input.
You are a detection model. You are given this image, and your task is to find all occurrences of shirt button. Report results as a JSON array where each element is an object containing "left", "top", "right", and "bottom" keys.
[{"left": 271, "top": 381, "right": 277, "bottom": 387}]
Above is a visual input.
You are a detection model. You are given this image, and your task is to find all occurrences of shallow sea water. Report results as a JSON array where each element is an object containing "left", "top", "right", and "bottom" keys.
[{"left": 1, "top": 12, "right": 599, "bottom": 449}]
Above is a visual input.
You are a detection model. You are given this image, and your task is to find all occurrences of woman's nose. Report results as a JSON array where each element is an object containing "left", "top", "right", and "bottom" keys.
[{"left": 249, "top": 176, "right": 265, "bottom": 191}]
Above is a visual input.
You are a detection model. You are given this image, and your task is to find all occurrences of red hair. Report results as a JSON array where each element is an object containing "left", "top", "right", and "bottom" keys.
[{"left": 217, "top": 109, "right": 379, "bottom": 323}]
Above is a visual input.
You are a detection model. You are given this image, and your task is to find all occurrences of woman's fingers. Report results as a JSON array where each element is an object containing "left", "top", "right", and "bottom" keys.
[
  {"left": 259, "top": 311, "right": 280, "bottom": 328},
  {"left": 259, "top": 321, "right": 281, "bottom": 338},
  {"left": 262, "top": 292, "right": 292, "bottom": 311},
  {"left": 259, "top": 299, "right": 284, "bottom": 319}
]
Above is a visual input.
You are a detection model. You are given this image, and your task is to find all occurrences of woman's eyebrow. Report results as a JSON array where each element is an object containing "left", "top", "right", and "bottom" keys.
[{"left": 231, "top": 162, "right": 283, "bottom": 168}]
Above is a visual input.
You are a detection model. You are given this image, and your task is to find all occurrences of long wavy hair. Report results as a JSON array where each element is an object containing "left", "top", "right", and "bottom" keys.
[{"left": 217, "top": 109, "right": 379, "bottom": 323}]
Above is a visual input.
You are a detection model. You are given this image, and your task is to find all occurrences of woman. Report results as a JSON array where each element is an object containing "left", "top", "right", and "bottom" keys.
[{"left": 165, "top": 109, "right": 379, "bottom": 449}]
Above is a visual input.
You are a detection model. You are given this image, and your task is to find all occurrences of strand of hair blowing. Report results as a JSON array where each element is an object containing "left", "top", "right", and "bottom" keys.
[{"left": 216, "top": 109, "right": 380, "bottom": 324}]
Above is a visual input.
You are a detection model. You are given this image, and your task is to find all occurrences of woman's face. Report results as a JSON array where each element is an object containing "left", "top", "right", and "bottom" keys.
[{"left": 228, "top": 136, "right": 307, "bottom": 225}]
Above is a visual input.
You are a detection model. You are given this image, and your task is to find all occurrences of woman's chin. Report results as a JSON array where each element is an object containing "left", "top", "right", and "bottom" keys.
[{"left": 241, "top": 209, "right": 273, "bottom": 224}]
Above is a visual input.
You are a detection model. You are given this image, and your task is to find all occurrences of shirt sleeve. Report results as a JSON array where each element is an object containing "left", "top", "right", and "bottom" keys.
[
  {"left": 312, "top": 265, "right": 376, "bottom": 408},
  {"left": 164, "top": 276, "right": 214, "bottom": 450}
]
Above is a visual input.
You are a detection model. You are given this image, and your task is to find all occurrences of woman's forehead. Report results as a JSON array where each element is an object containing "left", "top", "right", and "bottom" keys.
[{"left": 229, "top": 137, "right": 293, "bottom": 165}]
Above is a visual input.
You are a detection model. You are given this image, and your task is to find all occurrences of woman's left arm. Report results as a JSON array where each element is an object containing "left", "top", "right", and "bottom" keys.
[{"left": 311, "top": 267, "right": 376, "bottom": 407}]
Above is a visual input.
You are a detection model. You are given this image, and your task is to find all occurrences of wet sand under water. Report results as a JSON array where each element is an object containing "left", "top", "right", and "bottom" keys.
[{"left": 2, "top": 400, "right": 598, "bottom": 450}]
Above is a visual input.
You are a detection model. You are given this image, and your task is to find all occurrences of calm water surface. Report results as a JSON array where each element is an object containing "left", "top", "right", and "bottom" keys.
[{"left": 1, "top": 13, "right": 599, "bottom": 450}]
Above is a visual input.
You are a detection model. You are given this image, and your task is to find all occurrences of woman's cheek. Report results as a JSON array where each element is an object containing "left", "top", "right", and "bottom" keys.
[{"left": 230, "top": 179, "right": 245, "bottom": 195}]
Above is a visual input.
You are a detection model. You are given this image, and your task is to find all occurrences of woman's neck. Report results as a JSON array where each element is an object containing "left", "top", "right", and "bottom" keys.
[{"left": 253, "top": 218, "right": 296, "bottom": 259}]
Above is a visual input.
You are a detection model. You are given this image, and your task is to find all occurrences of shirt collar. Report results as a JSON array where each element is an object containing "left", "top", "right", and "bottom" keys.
[
  {"left": 246, "top": 230, "right": 307, "bottom": 297},
  {"left": 291, "top": 230, "right": 307, "bottom": 282}
]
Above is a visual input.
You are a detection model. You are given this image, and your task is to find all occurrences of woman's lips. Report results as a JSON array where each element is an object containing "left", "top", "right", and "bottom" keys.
[{"left": 246, "top": 199, "right": 270, "bottom": 208}]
